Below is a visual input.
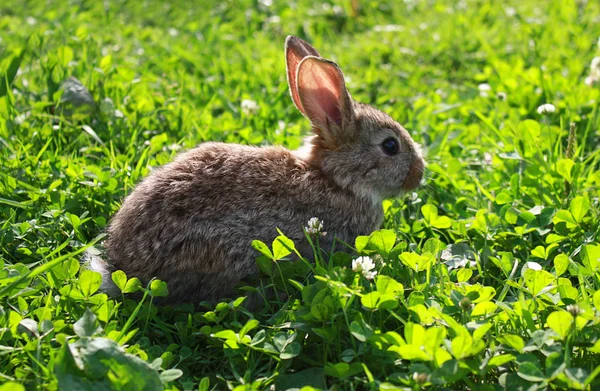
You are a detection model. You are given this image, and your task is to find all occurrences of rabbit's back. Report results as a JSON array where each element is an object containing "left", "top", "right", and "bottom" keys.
[{"left": 105, "top": 142, "right": 382, "bottom": 304}]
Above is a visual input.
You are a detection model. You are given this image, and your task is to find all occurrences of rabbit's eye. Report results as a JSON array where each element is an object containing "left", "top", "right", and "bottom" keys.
[{"left": 381, "top": 137, "right": 400, "bottom": 156}]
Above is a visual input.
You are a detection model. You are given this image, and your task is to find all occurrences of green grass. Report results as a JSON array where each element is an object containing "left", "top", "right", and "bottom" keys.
[{"left": 1, "top": 0, "right": 600, "bottom": 390}]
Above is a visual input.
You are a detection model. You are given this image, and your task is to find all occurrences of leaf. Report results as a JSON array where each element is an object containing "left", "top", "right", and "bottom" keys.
[
  {"left": 18, "top": 318, "right": 39, "bottom": 337},
  {"left": 432, "top": 359, "right": 467, "bottom": 384},
  {"left": 250, "top": 330, "right": 266, "bottom": 346},
  {"left": 349, "top": 321, "right": 370, "bottom": 342},
  {"left": 150, "top": 280, "right": 169, "bottom": 297},
  {"left": 57, "top": 337, "right": 163, "bottom": 390},
  {"left": 545, "top": 352, "right": 566, "bottom": 379},
  {"left": 556, "top": 159, "right": 574, "bottom": 182},
  {"left": 450, "top": 334, "right": 472, "bottom": 359},
  {"left": 497, "top": 334, "right": 524, "bottom": 352},
  {"left": 565, "top": 367, "right": 588, "bottom": 388},
  {"left": 421, "top": 204, "right": 438, "bottom": 223},
  {"left": 490, "top": 253, "right": 514, "bottom": 277},
  {"left": 272, "top": 235, "right": 294, "bottom": 260},
  {"left": 457, "top": 268, "right": 473, "bottom": 283},
  {"left": 252, "top": 240, "right": 273, "bottom": 259},
  {"left": 531, "top": 246, "right": 547, "bottom": 259},
  {"left": 546, "top": 233, "right": 566, "bottom": 244},
  {"left": 422, "top": 204, "right": 452, "bottom": 228},
  {"left": 553, "top": 209, "right": 577, "bottom": 226},
  {"left": 409, "top": 304, "right": 435, "bottom": 325},
  {"left": 524, "top": 269, "right": 555, "bottom": 296},
  {"left": 100, "top": 54, "right": 113, "bottom": 72},
  {"left": 422, "top": 238, "right": 443, "bottom": 256},
  {"left": 581, "top": 245, "right": 600, "bottom": 272},
  {"left": 123, "top": 277, "right": 142, "bottom": 293},
  {"left": 399, "top": 252, "right": 431, "bottom": 272},
  {"left": 521, "top": 119, "right": 541, "bottom": 139},
  {"left": 54, "top": 342, "right": 86, "bottom": 390},
  {"left": 432, "top": 216, "right": 452, "bottom": 229},
  {"left": 361, "top": 291, "right": 381, "bottom": 310},
  {"left": 495, "top": 190, "right": 513, "bottom": 205},
  {"left": 323, "top": 362, "right": 363, "bottom": 379},
  {"left": 471, "top": 301, "right": 497, "bottom": 317},
  {"left": 82, "top": 125, "right": 105, "bottom": 145},
  {"left": 569, "top": 196, "right": 589, "bottom": 223},
  {"left": 341, "top": 349, "right": 357, "bottom": 363},
  {"left": 0, "top": 239, "right": 102, "bottom": 298},
  {"left": 405, "top": 322, "right": 426, "bottom": 346},
  {"left": 589, "top": 340, "right": 600, "bottom": 354},
  {"left": 424, "top": 326, "right": 447, "bottom": 353},
  {"left": 57, "top": 46, "right": 74, "bottom": 67},
  {"left": 366, "top": 229, "right": 396, "bottom": 255},
  {"left": 275, "top": 368, "right": 326, "bottom": 390},
  {"left": 0, "top": 49, "right": 25, "bottom": 97},
  {"left": 376, "top": 275, "right": 403, "bottom": 297},
  {"left": 554, "top": 254, "right": 569, "bottom": 277},
  {"left": 594, "top": 290, "right": 600, "bottom": 311},
  {"left": 212, "top": 330, "right": 237, "bottom": 341},
  {"left": 354, "top": 235, "right": 369, "bottom": 253},
  {"left": 256, "top": 255, "right": 273, "bottom": 276},
  {"left": 310, "top": 303, "right": 330, "bottom": 320},
  {"left": 487, "top": 354, "right": 516, "bottom": 368},
  {"left": 73, "top": 309, "right": 100, "bottom": 338},
  {"left": 159, "top": 369, "right": 183, "bottom": 383},
  {"left": 504, "top": 207, "right": 519, "bottom": 224},
  {"left": 79, "top": 270, "right": 102, "bottom": 297},
  {"left": 546, "top": 311, "right": 573, "bottom": 339},
  {"left": 280, "top": 342, "right": 301, "bottom": 359},
  {"left": 239, "top": 319, "right": 259, "bottom": 339},
  {"left": 392, "top": 344, "right": 433, "bottom": 361},
  {"left": 198, "top": 377, "right": 210, "bottom": 391},
  {"left": 473, "top": 322, "right": 492, "bottom": 341},
  {"left": 112, "top": 270, "right": 128, "bottom": 291},
  {"left": 517, "top": 361, "right": 546, "bottom": 382},
  {"left": 0, "top": 383, "right": 24, "bottom": 391}
]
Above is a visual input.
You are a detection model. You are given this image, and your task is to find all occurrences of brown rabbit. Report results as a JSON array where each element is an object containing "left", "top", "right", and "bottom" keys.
[{"left": 93, "top": 36, "right": 425, "bottom": 305}]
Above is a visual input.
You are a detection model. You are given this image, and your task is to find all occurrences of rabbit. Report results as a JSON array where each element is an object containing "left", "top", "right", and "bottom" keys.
[{"left": 93, "top": 35, "right": 425, "bottom": 306}]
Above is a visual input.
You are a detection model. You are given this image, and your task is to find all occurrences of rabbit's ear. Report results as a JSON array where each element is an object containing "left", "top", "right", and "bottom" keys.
[
  {"left": 285, "top": 36, "right": 320, "bottom": 114},
  {"left": 296, "top": 56, "right": 354, "bottom": 139}
]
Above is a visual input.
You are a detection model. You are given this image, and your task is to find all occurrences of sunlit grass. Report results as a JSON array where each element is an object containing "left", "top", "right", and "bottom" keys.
[{"left": 1, "top": 0, "right": 600, "bottom": 390}]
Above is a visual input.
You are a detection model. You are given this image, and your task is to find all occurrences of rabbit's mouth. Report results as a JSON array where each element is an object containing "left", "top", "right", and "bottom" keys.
[{"left": 401, "top": 158, "right": 424, "bottom": 191}]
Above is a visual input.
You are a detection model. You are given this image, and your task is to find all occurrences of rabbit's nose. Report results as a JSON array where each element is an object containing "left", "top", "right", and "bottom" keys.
[{"left": 401, "top": 156, "right": 424, "bottom": 190}]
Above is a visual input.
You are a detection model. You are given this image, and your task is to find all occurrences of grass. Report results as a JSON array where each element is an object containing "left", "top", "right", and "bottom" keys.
[{"left": 1, "top": 0, "right": 600, "bottom": 390}]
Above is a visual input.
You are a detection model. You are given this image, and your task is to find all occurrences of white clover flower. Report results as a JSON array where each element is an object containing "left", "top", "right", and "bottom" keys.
[
  {"left": 537, "top": 103, "right": 556, "bottom": 115},
  {"left": 478, "top": 83, "right": 491, "bottom": 97},
  {"left": 591, "top": 56, "right": 600, "bottom": 72},
  {"left": 352, "top": 256, "right": 377, "bottom": 280},
  {"left": 304, "top": 217, "right": 325, "bottom": 236},
  {"left": 241, "top": 99, "right": 259, "bottom": 115},
  {"left": 484, "top": 152, "right": 493, "bottom": 165},
  {"left": 585, "top": 76, "right": 597, "bottom": 87},
  {"left": 586, "top": 57, "right": 600, "bottom": 87}
]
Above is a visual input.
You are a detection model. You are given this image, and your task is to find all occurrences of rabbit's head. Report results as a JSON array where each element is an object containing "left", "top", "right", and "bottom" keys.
[{"left": 286, "top": 36, "right": 425, "bottom": 204}]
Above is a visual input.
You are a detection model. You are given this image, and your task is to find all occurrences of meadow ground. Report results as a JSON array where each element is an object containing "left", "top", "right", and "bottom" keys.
[{"left": 1, "top": 0, "right": 600, "bottom": 390}]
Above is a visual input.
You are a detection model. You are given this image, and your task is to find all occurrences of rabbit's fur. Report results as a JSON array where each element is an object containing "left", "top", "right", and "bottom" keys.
[{"left": 97, "top": 36, "right": 425, "bottom": 306}]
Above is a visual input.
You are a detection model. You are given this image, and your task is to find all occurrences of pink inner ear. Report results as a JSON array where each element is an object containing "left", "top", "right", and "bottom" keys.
[
  {"left": 286, "top": 54, "right": 305, "bottom": 113},
  {"left": 297, "top": 59, "right": 346, "bottom": 128},
  {"left": 285, "top": 37, "right": 321, "bottom": 115},
  {"left": 307, "top": 87, "right": 342, "bottom": 126}
]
